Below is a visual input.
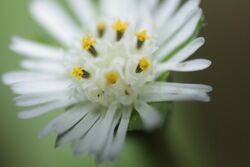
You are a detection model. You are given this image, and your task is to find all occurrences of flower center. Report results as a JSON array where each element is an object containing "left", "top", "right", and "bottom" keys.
[{"left": 68, "top": 19, "right": 156, "bottom": 106}]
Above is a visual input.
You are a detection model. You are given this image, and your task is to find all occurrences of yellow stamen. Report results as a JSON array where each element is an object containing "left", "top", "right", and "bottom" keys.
[
  {"left": 71, "top": 66, "right": 90, "bottom": 80},
  {"left": 97, "top": 22, "right": 106, "bottom": 32},
  {"left": 135, "top": 30, "right": 150, "bottom": 42},
  {"left": 105, "top": 71, "right": 119, "bottom": 85},
  {"left": 136, "top": 57, "right": 152, "bottom": 73},
  {"left": 112, "top": 20, "right": 128, "bottom": 33},
  {"left": 82, "top": 34, "right": 96, "bottom": 50}
]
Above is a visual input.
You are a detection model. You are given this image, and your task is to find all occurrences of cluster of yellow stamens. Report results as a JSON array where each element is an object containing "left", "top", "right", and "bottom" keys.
[
  {"left": 105, "top": 71, "right": 119, "bottom": 85},
  {"left": 112, "top": 20, "right": 129, "bottom": 41},
  {"left": 136, "top": 30, "right": 150, "bottom": 42},
  {"left": 97, "top": 22, "right": 106, "bottom": 37},
  {"left": 71, "top": 66, "right": 90, "bottom": 80},
  {"left": 71, "top": 66, "right": 84, "bottom": 80},
  {"left": 82, "top": 34, "right": 96, "bottom": 50},
  {"left": 82, "top": 34, "right": 98, "bottom": 57},
  {"left": 71, "top": 20, "right": 152, "bottom": 83},
  {"left": 112, "top": 20, "right": 129, "bottom": 33},
  {"left": 135, "top": 30, "right": 150, "bottom": 49},
  {"left": 136, "top": 57, "right": 152, "bottom": 73},
  {"left": 97, "top": 22, "right": 106, "bottom": 32}
]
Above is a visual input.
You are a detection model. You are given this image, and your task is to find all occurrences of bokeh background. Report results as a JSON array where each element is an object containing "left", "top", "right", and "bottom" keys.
[{"left": 0, "top": 0, "right": 249, "bottom": 167}]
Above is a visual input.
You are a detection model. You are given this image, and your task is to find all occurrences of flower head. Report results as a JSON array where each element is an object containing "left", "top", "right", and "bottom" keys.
[{"left": 3, "top": 0, "right": 212, "bottom": 163}]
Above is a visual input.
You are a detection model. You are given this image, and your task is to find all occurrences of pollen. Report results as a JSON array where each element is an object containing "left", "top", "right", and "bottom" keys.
[
  {"left": 105, "top": 71, "right": 119, "bottom": 85},
  {"left": 82, "top": 34, "right": 96, "bottom": 50},
  {"left": 112, "top": 20, "right": 128, "bottom": 33},
  {"left": 71, "top": 66, "right": 90, "bottom": 80},
  {"left": 135, "top": 30, "right": 150, "bottom": 42},
  {"left": 136, "top": 57, "right": 152, "bottom": 73}
]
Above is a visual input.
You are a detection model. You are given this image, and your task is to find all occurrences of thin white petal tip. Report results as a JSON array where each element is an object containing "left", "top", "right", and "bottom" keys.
[{"left": 17, "top": 112, "right": 32, "bottom": 119}]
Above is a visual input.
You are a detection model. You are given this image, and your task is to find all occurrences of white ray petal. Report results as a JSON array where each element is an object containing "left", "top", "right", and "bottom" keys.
[
  {"left": 10, "top": 37, "right": 64, "bottom": 60},
  {"left": 21, "top": 60, "right": 64, "bottom": 74},
  {"left": 74, "top": 111, "right": 105, "bottom": 155},
  {"left": 144, "top": 0, "right": 158, "bottom": 11},
  {"left": 159, "top": 0, "right": 200, "bottom": 44},
  {"left": 2, "top": 71, "right": 57, "bottom": 85},
  {"left": 30, "top": 0, "right": 81, "bottom": 46},
  {"left": 158, "top": 59, "right": 211, "bottom": 72},
  {"left": 90, "top": 102, "right": 118, "bottom": 155},
  {"left": 141, "top": 82, "right": 212, "bottom": 102},
  {"left": 11, "top": 80, "right": 69, "bottom": 95},
  {"left": 67, "top": 0, "right": 96, "bottom": 30},
  {"left": 157, "top": 9, "right": 202, "bottom": 61},
  {"left": 100, "top": 0, "right": 116, "bottom": 17},
  {"left": 55, "top": 108, "right": 100, "bottom": 146},
  {"left": 134, "top": 101, "right": 163, "bottom": 131},
  {"left": 18, "top": 98, "right": 74, "bottom": 119},
  {"left": 167, "top": 37, "right": 205, "bottom": 63},
  {"left": 107, "top": 107, "right": 132, "bottom": 161},
  {"left": 156, "top": 0, "right": 181, "bottom": 27},
  {"left": 142, "top": 92, "right": 210, "bottom": 102},
  {"left": 97, "top": 110, "right": 122, "bottom": 163},
  {"left": 41, "top": 104, "right": 94, "bottom": 137},
  {"left": 74, "top": 103, "right": 117, "bottom": 156},
  {"left": 15, "top": 92, "right": 68, "bottom": 107},
  {"left": 143, "top": 82, "right": 213, "bottom": 93}
]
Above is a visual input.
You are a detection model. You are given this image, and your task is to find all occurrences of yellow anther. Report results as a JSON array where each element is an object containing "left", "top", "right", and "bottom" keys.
[
  {"left": 71, "top": 66, "right": 84, "bottom": 80},
  {"left": 82, "top": 34, "right": 96, "bottom": 50},
  {"left": 136, "top": 57, "right": 152, "bottom": 73},
  {"left": 112, "top": 20, "right": 128, "bottom": 33},
  {"left": 135, "top": 30, "right": 150, "bottom": 42},
  {"left": 71, "top": 66, "right": 90, "bottom": 80},
  {"left": 105, "top": 71, "right": 119, "bottom": 85},
  {"left": 97, "top": 22, "right": 106, "bottom": 31}
]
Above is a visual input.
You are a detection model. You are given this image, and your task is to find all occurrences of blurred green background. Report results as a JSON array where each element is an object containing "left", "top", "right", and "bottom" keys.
[{"left": 0, "top": 0, "right": 249, "bottom": 167}]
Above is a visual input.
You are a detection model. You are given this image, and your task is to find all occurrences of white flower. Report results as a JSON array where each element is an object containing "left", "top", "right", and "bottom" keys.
[{"left": 3, "top": 0, "right": 212, "bottom": 163}]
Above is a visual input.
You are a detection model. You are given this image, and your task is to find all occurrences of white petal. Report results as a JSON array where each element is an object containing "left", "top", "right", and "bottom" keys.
[
  {"left": 134, "top": 101, "right": 163, "bottom": 131},
  {"left": 157, "top": 9, "right": 202, "bottom": 61},
  {"left": 30, "top": 0, "right": 81, "bottom": 46},
  {"left": 100, "top": 0, "right": 120, "bottom": 18},
  {"left": 41, "top": 104, "right": 95, "bottom": 137},
  {"left": 10, "top": 37, "right": 64, "bottom": 60},
  {"left": 108, "top": 107, "right": 132, "bottom": 161},
  {"left": 144, "top": 82, "right": 213, "bottom": 93},
  {"left": 2, "top": 71, "right": 57, "bottom": 85},
  {"left": 21, "top": 60, "right": 64, "bottom": 74},
  {"left": 167, "top": 37, "right": 205, "bottom": 63},
  {"left": 11, "top": 80, "right": 69, "bottom": 95},
  {"left": 18, "top": 98, "right": 74, "bottom": 119},
  {"left": 15, "top": 92, "right": 68, "bottom": 107},
  {"left": 159, "top": 0, "right": 200, "bottom": 43},
  {"left": 141, "top": 82, "right": 212, "bottom": 102},
  {"left": 74, "top": 103, "right": 117, "bottom": 156},
  {"left": 55, "top": 108, "right": 100, "bottom": 146},
  {"left": 67, "top": 0, "right": 96, "bottom": 30},
  {"left": 97, "top": 110, "right": 122, "bottom": 163},
  {"left": 156, "top": 0, "right": 181, "bottom": 27},
  {"left": 90, "top": 102, "right": 118, "bottom": 155},
  {"left": 159, "top": 59, "right": 211, "bottom": 72},
  {"left": 144, "top": 0, "right": 158, "bottom": 11},
  {"left": 74, "top": 111, "right": 105, "bottom": 155}
]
